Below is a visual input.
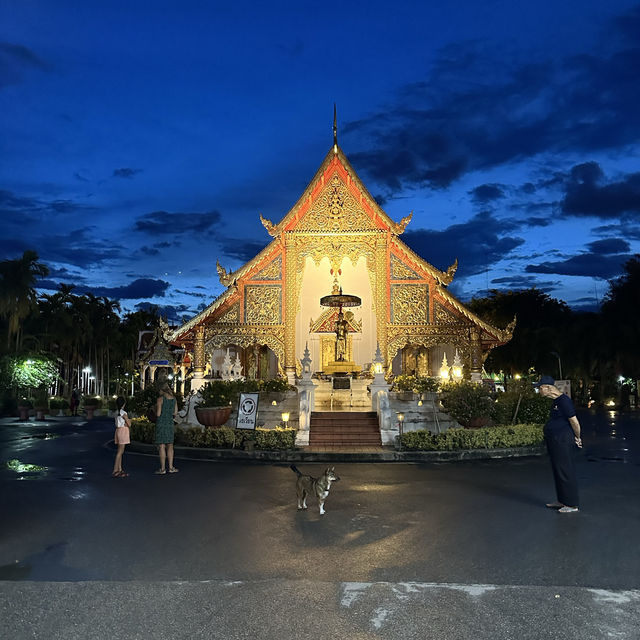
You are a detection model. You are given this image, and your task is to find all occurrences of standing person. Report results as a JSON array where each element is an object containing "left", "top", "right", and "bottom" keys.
[
  {"left": 535, "top": 375, "right": 582, "bottom": 513},
  {"left": 70, "top": 388, "right": 79, "bottom": 416},
  {"left": 112, "top": 396, "right": 131, "bottom": 478},
  {"left": 154, "top": 383, "right": 178, "bottom": 475}
]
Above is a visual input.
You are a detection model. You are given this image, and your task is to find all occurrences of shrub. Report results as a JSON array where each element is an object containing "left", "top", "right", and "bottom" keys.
[
  {"left": 130, "top": 418, "right": 296, "bottom": 451},
  {"left": 439, "top": 381, "right": 494, "bottom": 426},
  {"left": 129, "top": 417, "right": 156, "bottom": 443},
  {"left": 50, "top": 397, "right": 69, "bottom": 410},
  {"left": 400, "top": 423, "right": 544, "bottom": 450},
  {"left": 492, "top": 390, "right": 552, "bottom": 426},
  {"left": 393, "top": 375, "right": 440, "bottom": 393},
  {"left": 199, "top": 380, "right": 237, "bottom": 407},
  {"left": 83, "top": 396, "right": 102, "bottom": 408},
  {"left": 127, "top": 386, "right": 160, "bottom": 416}
]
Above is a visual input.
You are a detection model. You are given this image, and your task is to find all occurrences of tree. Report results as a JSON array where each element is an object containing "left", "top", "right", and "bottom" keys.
[
  {"left": 0, "top": 251, "right": 49, "bottom": 351},
  {"left": 601, "top": 255, "right": 640, "bottom": 378},
  {"left": 468, "top": 288, "right": 572, "bottom": 378}
]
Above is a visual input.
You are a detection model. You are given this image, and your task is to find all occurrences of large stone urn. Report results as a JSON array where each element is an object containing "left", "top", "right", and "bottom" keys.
[{"left": 195, "top": 406, "right": 232, "bottom": 428}]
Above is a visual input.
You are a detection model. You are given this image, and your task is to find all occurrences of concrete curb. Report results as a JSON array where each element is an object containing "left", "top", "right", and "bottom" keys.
[{"left": 127, "top": 441, "right": 545, "bottom": 463}]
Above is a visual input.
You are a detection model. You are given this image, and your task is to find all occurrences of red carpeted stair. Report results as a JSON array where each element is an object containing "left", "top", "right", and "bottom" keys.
[{"left": 309, "top": 411, "right": 382, "bottom": 447}]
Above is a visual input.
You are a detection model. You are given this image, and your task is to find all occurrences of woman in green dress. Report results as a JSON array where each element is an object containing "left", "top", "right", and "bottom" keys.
[{"left": 154, "top": 383, "right": 178, "bottom": 474}]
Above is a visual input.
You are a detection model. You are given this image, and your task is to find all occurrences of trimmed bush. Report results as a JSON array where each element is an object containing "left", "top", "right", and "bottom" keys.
[
  {"left": 130, "top": 417, "right": 295, "bottom": 450},
  {"left": 492, "top": 392, "right": 551, "bottom": 425},
  {"left": 393, "top": 375, "right": 440, "bottom": 393},
  {"left": 439, "top": 380, "right": 494, "bottom": 427},
  {"left": 400, "top": 423, "right": 544, "bottom": 451}
]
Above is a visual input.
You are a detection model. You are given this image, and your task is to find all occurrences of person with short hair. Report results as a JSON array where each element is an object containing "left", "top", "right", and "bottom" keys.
[
  {"left": 154, "top": 384, "right": 178, "bottom": 475},
  {"left": 112, "top": 396, "right": 131, "bottom": 477},
  {"left": 535, "top": 375, "right": 582, "bottom": 513}
]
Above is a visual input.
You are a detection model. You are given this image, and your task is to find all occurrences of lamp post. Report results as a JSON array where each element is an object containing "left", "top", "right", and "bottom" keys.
[
  {"left": 550, "top": 351, "right": 563, "bottom": 380},
  {"left": 397, "top": 412, "right": 405, "bottom": 450},
  {"left": 281, "top": 412, "right": 290, "bottom": 428}
]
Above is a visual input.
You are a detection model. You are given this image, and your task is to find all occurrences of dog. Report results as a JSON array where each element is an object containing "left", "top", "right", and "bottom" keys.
[{"left": 290, "top": 465, "right": 340, "bottom": 515}]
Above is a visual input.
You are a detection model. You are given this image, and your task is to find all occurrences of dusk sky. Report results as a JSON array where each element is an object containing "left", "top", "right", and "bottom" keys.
[{"left": 2, "top": 1, "right": 639, "bottom": 322}]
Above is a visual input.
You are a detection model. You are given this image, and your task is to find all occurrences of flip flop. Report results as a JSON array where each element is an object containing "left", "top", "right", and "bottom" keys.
[
  {"left": 168, "top": 467, "right": 179, "bottom": 473},
  {"left": 558, "top": 506, "right": 579, "bottom": 513},
  {"left": 154, "top": 469, "right": 166, "bottom": 475}
]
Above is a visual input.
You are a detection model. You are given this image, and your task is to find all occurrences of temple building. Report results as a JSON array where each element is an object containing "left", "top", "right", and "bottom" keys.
[{"left": 171, "top": 125, "right": 513, "bottom": 390}]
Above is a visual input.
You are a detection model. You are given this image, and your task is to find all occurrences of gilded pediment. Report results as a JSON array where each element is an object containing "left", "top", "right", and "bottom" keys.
[
  {"left": 309, "top": 308, "right": 361, "bottom": 333},
  {"left": 391, "top": 284, "right": 429, "bottom": 324},
  {"left": 434, "top": 301, "right": 466, "bottom": 327},
  {"left": 391, "top": 255, "right": 423, "bottom": 280},
  {"left": 297, "top": 174, "right": 377, "bottom": 232},
  {"left": 253, "top": 256, "right": 282, "bottom": 280}
]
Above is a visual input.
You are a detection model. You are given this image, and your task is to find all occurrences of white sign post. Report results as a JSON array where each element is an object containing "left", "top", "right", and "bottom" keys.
[{"left": 236, "top": 393, "right": 259, "bottom": 429}]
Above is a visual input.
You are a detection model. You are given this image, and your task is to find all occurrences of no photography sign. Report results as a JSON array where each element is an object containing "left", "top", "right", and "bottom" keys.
[{"left": 236, "top": 393, "right": 259, "bottom": 429}]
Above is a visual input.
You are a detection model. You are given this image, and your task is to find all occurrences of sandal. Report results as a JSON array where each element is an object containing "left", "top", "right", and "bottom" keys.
[
  {"left": 154, "top": 469, "right": 166, "bottom": 475},
  {"left": 112, "top": 471, "right": 123, "bottom": 478},
  {"left": 558, "top": 506, "right": 579, "bottom": 513},
  {"left": 168, "top": 467, "right": 179, "bottom": 473},
  {"left": 118, "top": 472, "right": 129, "bottom": 477}
]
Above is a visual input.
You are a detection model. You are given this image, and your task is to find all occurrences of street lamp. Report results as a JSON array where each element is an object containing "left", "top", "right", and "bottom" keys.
[
  {"left": 281, "top": 412, "right": 290, "bottom": 428},
  {"left": 397, "top": 412, "right": 405, "bottom": 450}
]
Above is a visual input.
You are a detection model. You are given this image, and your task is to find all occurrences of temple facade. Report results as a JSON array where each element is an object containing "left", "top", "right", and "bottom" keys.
[{"left": 171, "top": 137, "right": 513, "bottom": 389}]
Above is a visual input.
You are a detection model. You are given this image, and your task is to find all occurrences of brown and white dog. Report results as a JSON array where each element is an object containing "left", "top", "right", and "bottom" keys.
[{"left": 290, "top": 465, "right": 340, "bottom": 515}]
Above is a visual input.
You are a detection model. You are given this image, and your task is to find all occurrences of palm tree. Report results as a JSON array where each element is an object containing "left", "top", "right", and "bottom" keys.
[{"left": 0, "top": 251, "right": 49, "bottom": 351}]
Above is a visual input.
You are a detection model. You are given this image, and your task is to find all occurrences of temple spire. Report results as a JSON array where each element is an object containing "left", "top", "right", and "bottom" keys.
[{"left": 333, "top": 103, "right": 338, "bottom": 152}]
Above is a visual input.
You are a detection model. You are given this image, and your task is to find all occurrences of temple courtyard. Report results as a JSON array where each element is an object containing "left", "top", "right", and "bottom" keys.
[{"left": 0, "top": 409, "right": 638, "bottom": 638}]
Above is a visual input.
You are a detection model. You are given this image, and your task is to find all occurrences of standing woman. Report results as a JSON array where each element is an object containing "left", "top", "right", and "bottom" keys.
[
  {"left": 112, "top": 396, "right": 131, "bottom": 477},
  {"left": 535, "top": 375, "right": 582, "bottom": 513},
  {"left": 154, "top": 383, "right": 178, "bottom": 474}
]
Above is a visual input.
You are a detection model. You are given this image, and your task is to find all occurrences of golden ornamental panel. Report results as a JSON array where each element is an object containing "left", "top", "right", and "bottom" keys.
[
  {"left": 321, "top": 336, "right": 353, "bottom": 370},
  {"left": 391, "top": 284, "right": 429, "bottom": 324},
  {"left": 386, "top": 329, "right": 470, "bottom": 366},
  {"left": 391, "top": 255, "right": 422, "bottom": 280},
  {"left": 297, "top": 174, "right": 377, "bottom": 233},
  {"left": 205, "top": 326, "right": 285, "bottom": 364},
  {"left": 244, "top": 285, "right": 282, "bottom": 324},
  {"left": 253, "top": 256, "right": 282, "bottom": 281},
  {"left": 216, "top": 303, "right": 240, "bottom": 324},
  {"left": 434, "top": 301, "right": 465, "bottom": 327}
]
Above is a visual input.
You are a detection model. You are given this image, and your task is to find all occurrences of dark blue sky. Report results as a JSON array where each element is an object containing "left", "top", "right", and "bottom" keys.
[{"left": 2, "top": 0, "right": 639, "bottom": 321}]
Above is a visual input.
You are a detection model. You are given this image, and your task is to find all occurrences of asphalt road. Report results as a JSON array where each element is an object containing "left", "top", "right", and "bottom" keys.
[{"left": 0, "top": 409, "right": 638, "bottom": 639}]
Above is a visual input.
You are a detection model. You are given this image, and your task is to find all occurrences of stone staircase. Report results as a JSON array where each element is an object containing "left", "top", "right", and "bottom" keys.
[{"left": 309, "top": 411, "right": 382, "bottom": 447}]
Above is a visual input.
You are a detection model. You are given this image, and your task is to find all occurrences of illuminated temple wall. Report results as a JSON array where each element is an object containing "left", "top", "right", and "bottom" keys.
[{"left": 296, "top": 255, "right": 376, "bottom": 372}]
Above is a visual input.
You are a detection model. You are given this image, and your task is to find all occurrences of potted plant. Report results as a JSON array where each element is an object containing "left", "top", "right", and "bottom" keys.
[
  {"left": 195, "top": 380, "right": 234, "bottom": 427},
  {"left": 83, "top": 396, "right": 102, "bottom": 419},
  {"left": 34, "top": 388, "right": 50, "bottom": 420},
  {"left": 17, "top": 398, "right": 32, "bottom": 421},
  {"left": 439, "top": 380, "right": 494, "bottom": 428},
  {"left": 50, "top": 397, "right": 69, "bottom": 417}
]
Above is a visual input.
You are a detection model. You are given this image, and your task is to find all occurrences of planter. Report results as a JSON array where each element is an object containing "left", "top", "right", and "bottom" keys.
[
  {"left": 85, "top": 406, "right": 97, "bottom": 419},
  {"left": 195, "top": 406, "right": 232, "bottom": 428},
  {"left": 18, "top": 406, "right": 30, "bottom": 420},
  {"left": 35, "top": 407, "right": 48, "bottom": 420}
]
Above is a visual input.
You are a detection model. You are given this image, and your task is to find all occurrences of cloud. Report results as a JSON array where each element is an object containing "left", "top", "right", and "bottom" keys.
[
  {"left": 344, "top": 15, "right": 640, "bottom": 192},
  {"left": 218, "top": 238, "right": 270, "bottom": 263},
  {"left": 525, "top": 252, "right": 633, "bottom": 279},
  {"left": 560, "top": 162, "right": 640, "bottom": 218},
  {"left": 0, "top": 42, "right": 52, "bottom": 88},
  {"left": 134, "top": 301, "right": 193, "bottom": 323},
  {"left": 113, "top": 168, "right": 142, "bottom": 179},
  {"left": 134, "top": 210, "right": 221, "bottom": 235},
  {"left": 469, "top": 183, "right": 505, "bottom": 204},
  {"left": 593, "top": 222, "right": 640, "bottom": 241},
  {"left": 586, "top": 238, "right": 631, "bottom": 254},
  {"left": 402, "top": 211, "right": 524, "bottom": 277},
  {"left": 75, "top": 278, "right": 170, "bottom": 299}
]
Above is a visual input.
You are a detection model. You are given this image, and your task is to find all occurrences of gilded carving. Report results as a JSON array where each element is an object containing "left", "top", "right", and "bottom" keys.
[
  {"left": 253, "top": 256, "right": 282, "bottom": 281},
  {"left": 204, "top": 326, "right": 284, "bottom": 365},
  {"left": 391, "top": 284, "right": 428, "bottom": 324},
  {"left": 391, "top": 255, "right": 422, "bottom": 280},
  {"left": 310, "top": 308, "right": 361, "bottom": 334},
  {"left": 434, "top": 301, "right": 465, "bottom": 327},
  {"left": 216, "top": 303, "right": 240, "bottom": 324},
  {"left": 193, "top": 325, "right": 205, "bottom": 374},
  {"left": 298, "top": 174, "right": 376, "bottom": 232},
  {"left": 244, "top": 285, "right": 282, "bottom": 324}
]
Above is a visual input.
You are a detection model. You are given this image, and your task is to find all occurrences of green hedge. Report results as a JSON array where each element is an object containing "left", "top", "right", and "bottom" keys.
[
  {"left": 492, "top": 392, "right": 551, "bottom": 425},
  {"left": 400, "top": 423, "right": 544, "bottom": 451},
  {"left": 130, "top": 418, "right": 295, "bottom": 450}
]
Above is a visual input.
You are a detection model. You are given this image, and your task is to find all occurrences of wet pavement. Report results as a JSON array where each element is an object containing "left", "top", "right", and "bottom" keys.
[{"left": 0, "top": 409, "right": 638, "bottom": 638}]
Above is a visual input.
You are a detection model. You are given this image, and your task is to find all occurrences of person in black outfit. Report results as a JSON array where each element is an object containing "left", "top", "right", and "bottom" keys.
[{"left": 535, "top": 375, "right": 582, "bottom": 513}]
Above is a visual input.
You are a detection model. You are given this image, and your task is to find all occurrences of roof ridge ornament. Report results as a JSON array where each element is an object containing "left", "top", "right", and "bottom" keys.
[
  {"left": 392, "top": 211, "right": 413, "bottom": 234},
  {"left": 333, "top": 103, "right": 338, "bottom": 153},
  {"left": 259, "top": 212, "right": 277, "bottom": 237}
]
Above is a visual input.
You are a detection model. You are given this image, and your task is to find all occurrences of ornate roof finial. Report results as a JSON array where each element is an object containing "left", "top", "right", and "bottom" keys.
[{"left": 333, "top": 103, "right": 338, "bottom": 152}]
